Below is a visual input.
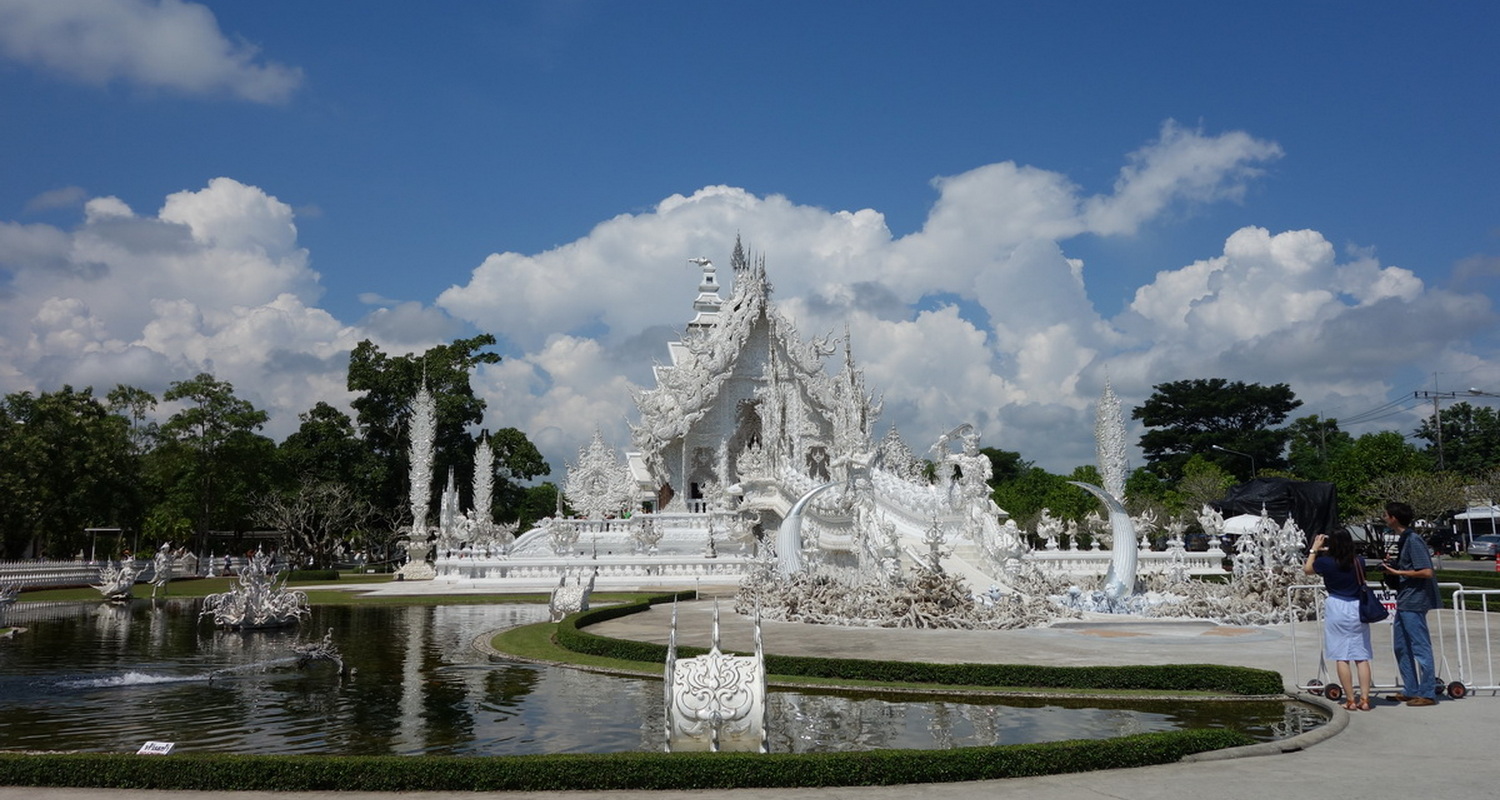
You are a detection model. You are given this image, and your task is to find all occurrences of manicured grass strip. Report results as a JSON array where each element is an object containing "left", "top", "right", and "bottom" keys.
[
  {"left": 550, "top": 594, "right": 1286, "bottom": 696},
  {"left": 0, "top": 729, "right": 1253, "bottom": 791},
  {"left": 490, "top": 620, "right": 1253, "bottom": 698}
]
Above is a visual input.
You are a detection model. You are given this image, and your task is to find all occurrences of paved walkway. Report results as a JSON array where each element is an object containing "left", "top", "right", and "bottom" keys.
[{"left": 5, "top": 583, "right": 1497, "bottom": 800}]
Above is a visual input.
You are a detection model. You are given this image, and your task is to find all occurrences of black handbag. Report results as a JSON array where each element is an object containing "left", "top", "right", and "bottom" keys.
[{"left": 1357, "top": 563, "right": 1389, "bottom": 623}]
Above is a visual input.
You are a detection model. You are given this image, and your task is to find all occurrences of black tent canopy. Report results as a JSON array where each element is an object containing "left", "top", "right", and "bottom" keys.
[{"left": 1210, "top": 477, "right": 1338, "bottom": 540}]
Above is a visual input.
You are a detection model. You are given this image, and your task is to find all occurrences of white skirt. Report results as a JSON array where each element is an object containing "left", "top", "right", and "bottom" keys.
[{"left": 1323, "top": 595, "right": 1373, "bottom": 661}]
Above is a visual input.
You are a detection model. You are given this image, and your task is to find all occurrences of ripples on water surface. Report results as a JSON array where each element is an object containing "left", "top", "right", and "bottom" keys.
[{"left": 0, "top": 600, "right": 1323, "bottom": 755}]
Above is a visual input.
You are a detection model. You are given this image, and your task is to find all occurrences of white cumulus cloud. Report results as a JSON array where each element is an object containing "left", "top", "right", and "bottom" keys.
[
  {"left": 0, "top": 0, "right": 302, "bottom": 103},
  {"left": 1, "top": 123, "right": 1494, "bottom": 481}
]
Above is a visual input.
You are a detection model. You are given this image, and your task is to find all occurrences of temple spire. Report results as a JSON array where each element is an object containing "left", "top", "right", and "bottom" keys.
[{"left": 686, "top": 256, "right": 723, "bottom": 332}]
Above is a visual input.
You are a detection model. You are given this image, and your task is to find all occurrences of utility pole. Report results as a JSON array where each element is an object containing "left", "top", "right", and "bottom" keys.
[
  {"left": 1414, "top": 387, "right": 1500, "bottom": 471},
  {"left": 1415, "top": 390, "right": 1455, "bottom": 470}
]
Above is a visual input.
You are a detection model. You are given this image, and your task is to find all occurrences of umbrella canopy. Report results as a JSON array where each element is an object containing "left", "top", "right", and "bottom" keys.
[
  {"left": 1454, "top": 505, "right": 1500, "bottom": 520},
  {"left": 1222, "top": 513, "right": 1275, "bottom": 535}
]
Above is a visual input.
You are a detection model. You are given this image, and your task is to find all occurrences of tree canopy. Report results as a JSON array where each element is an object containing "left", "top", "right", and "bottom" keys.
[
  {"left": 0, "top": 387, "right": 140, "bottom": 558},
  {"left": 152, "top": 373, "right": 276, "bottom": 550},
  {"left": 1415, "top": 401, "right": 1500, "bottom": 475},
  {"left": 346, "top": 335, "right": 548, "bottom": 527},
  {"left": 1133, "top": 378, "right": 1301, "bottom": 481}
]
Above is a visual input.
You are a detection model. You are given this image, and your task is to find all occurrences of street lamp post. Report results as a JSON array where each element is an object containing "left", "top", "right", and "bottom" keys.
[{"left": 1211, "top": 444, "right": 1257, "bottom": 478}]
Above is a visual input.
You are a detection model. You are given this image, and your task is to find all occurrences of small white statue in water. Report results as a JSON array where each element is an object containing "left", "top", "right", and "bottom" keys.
[
  {"left": 150, "top": 543, "right": 173, "bottom": 599},
  {"left": 94, "top": 558, "right": 139, "bottom": 603},
  {"left": 200, "top": 548, "right": 309, "bottom": 629}
]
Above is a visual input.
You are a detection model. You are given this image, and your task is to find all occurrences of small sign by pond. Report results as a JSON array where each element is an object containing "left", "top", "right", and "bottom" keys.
[{"left": 136, "top": 741, "right": 174, "bottom": 755}]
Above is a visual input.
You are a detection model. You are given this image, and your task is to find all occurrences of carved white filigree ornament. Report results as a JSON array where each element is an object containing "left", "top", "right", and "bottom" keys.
[
  {"left": 200, "top": 548, "right": 309, "bottom": 630},
  {"left": 93, "top": 559, "right": 138, "bottom": 603},
  {"left": 663, "top": 600, "right": 767, "bottom": 753},
  {"left": 564, "top": 430, "right": 637, "bottom": 520}
]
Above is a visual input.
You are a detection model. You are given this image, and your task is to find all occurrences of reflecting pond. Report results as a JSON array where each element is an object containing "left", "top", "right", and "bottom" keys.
[{"left": 0, "top": 600, "right": 1324, "bottom": 755}]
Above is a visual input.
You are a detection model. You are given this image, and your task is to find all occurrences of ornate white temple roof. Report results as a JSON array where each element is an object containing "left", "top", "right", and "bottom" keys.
[{"left": 628, "top": 238, "right": 879, "bottom": 496}]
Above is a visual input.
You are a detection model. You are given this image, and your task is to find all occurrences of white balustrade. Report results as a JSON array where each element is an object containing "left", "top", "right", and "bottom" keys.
[{"left": 0, "top": 559, "right": 112, "bottom": 589}]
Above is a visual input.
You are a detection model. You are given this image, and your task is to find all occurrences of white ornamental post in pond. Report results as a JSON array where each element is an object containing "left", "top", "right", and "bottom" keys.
[
  {"left": 397, "top": 380, "right": 437, "bottom": 580},
  {"left": 663, "top": 600, "right": 767, "bottom": 753}
]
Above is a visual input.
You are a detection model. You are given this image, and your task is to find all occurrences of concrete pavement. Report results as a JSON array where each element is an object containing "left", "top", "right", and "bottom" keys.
[{"left": 4, "top": 583, "right": 1496, "bottom": 800}]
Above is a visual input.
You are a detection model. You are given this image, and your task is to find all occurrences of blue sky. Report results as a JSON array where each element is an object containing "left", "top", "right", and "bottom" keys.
[{"left": 1, "top": 0, "right": 1498, "bottom": 478}]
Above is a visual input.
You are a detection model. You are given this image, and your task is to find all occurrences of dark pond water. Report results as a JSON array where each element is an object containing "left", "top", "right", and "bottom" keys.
[{"left": 0, "top": 600, "right": 1324, "bottom": 755}]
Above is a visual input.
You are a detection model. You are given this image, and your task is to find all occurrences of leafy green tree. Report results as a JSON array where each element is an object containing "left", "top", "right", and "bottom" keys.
[
  {"left": 1414, "top": 401, "right": 1500, "bottom": 476},
  {"left": 346, "top": 335, "right": 549, "bottom": 527},
  {"left": 980, "top": 447, "right": 1030, "bottom": 485},
  {"left": 516, "top": 482, "right": 562, "bottom": 533},
  {"left": 105, "top": 384, "right": 159, "bottom": 456},
  {"left": 1168, "top": 455, "right": 1234, "bottom": 516},
  {"left": 0, "top": 387, "right": 140, "bottom": 558},
  {"left": 278, "top": 402, "right": 377, "bottom": 490},
  {"left": 1124, "top": 466, "right": 1171, "bottom": 511},
  {"left": 347, "top": 335, "right": 501, "bottom": 522},
  {"left": 1325, "top": 430, "right": 1431, "bottom": 516},
  {"left": 153, "top": 373, "right": 275, "bottom": 551},
  {"left": 1133, "top": 378, "right": 1301, "bottom": 482},
  {"left": 1285, "top": 414, "right": 1354, "bottom": 481},
  {"left": 486, "top": 427, "right": 550, "bottom": 523},
  {"left": 991, "top": 466, "right": 1093, "bottom": 525}
]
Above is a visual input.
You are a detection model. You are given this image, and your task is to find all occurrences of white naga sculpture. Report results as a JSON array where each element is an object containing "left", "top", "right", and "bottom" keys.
[
  {"left": 548, "top": 569, "right": 596, "bottom": 622},
  {"left": 0, "top": 583, "right": 19, "bottom": 627},
  {"left": 1056, "top": 378, "right": 1139, "bottom": 603},
  {"left": 663, "top": 601, "right": 767, "bottom": 753},
  {"left": 93, "top": 558, "right": 138, "bottom": 603},
  {"left": 1068, "top": 481, "right": 1140, "bottom": 602},
  {"left": 774, "top": 481, "right": 839, "bottom": 577}
]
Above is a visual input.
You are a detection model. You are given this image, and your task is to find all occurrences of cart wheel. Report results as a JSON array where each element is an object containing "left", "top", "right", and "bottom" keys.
[
  {"left": 1324, "top": 684, "right": 1343, "bottom": 702},
  {"left": 1447, "top": 681, "right": 1467, "bottom": 699},
  {"left": 1306, "top": 678, "right": 1324, "bottom": 696}
]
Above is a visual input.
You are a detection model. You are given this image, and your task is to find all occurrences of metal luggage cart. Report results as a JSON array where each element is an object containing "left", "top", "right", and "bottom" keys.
[
  {"left": 1448, "top": 588, "right": 1500, "bottom": 698},
  {"left": 1289, "top": 582, "right": 1464, "bottom": 703}
]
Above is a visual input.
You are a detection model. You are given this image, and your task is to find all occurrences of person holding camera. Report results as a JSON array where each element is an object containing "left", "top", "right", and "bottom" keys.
[
  {"left": 1381, "top": 501, "right": 1439, "bottom": 707},
  {"left": 1303, "top": 528, "right": 1374, "bottom": 710}
]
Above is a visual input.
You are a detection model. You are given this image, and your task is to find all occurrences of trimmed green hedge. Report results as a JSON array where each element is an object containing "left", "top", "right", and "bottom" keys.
[
  {"left": 0, "top": 729, "right": 1252, "bottom": 791},
  {"left": 556, "top": 594, "right": 1286, "bottom": 696}
]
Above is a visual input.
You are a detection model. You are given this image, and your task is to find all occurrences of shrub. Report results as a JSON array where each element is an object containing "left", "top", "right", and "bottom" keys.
[{"left": 0, "top": 729, "right": 1252, "bottom": 790}]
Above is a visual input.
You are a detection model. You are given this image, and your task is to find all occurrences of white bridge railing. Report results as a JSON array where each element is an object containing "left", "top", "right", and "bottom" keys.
[
  {"left": 434, "top": 553, "right": 753, "bottom": 583},
  {"left": 0, "top": 559, "right": 109, "bottom": 589},
  {"left": 0, "top": 556, "right": 211, "bottom": 589},
  {"left": 1028, "top": 548, "right": 1227, "bottom": 577}
]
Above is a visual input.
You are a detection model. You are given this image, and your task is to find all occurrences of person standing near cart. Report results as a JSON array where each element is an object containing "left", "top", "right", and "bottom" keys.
[
  {"left": 1381, "top": 501, "right": 1440, "bottom": 707},
  {"left": 1303, "top": 528, "right": 1374, "bottom": 710}
]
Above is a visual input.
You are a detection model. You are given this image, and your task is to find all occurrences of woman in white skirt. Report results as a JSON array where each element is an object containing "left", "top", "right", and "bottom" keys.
[{"left": 1303, "top": 528, "right": 1374, "bottom": 710}]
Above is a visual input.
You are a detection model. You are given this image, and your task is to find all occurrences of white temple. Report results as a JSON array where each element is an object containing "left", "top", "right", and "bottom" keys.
[{"left": 432, "top": 241, "right": 1229, "bottom": 595}]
